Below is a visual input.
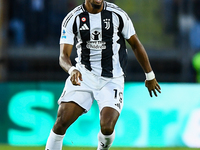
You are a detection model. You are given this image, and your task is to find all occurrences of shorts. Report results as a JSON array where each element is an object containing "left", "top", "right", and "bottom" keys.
[{"left": 58, "top": 65, "right": 124, "bottom": 114}]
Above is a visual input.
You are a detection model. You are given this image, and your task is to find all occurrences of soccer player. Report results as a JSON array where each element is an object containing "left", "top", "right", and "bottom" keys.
[{"left": 45, "top": 0, "right": 161, "bottom": 150}]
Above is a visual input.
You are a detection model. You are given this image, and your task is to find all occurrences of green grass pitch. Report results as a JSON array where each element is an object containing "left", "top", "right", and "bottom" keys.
[{"left": 0, "top": 145, "right": 199, "bottom": 150}]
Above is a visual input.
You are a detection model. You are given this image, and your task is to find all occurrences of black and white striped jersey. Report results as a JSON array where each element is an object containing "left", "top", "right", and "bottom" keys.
[{"left": 60, "top": 1, "right": 136, "bottom": 78}]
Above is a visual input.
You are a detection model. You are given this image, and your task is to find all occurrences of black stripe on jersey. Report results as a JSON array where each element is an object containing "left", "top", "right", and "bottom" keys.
[
  {"left": 81, "top": 4, "right": 85, "bottom": 12},
  {"left": 115, "top": 12, "right": 128, "bottom": 75},
  {"left": 103, "top": 1, "right": 107, "bottom": 10},
  {"left": 63, "top": 6, "right": 83, "bottom": 28},
  {"left": 73, "top": 16, "right": 78, "bottom": 42},
  {"left": 101, "top": 10, "right": 114, "bottom": 77},
  {"left": 79, "top": 12, "right": 92, "bottom": 71},
  {"left": 73, "top": 16, "right": 78, "bottom": 36}
]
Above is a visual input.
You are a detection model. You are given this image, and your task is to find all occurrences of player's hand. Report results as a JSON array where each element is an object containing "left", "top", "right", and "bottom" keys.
[
  {"left": 145, "top": 78, "right": 161, "bottom": 97},
  {"left": 70, "top": 69, "right": 83, "bottom": 86}
]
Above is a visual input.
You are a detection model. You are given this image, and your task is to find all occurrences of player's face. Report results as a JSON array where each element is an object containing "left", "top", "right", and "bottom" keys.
[{"left": 89, "top": 0, "right": 104, "bottom": 9}]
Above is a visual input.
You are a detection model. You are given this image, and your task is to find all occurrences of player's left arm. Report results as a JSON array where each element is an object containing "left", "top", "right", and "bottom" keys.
[{"left": 127, "top": 34, "right": 161, "bottom": 97}]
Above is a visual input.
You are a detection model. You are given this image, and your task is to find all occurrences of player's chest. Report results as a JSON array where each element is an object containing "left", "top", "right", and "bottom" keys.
[{"left": 77, "top": 12, "right": 118, "bottom": 41}]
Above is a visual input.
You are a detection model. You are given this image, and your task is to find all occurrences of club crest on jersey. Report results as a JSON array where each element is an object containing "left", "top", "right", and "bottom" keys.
[{"left": 103, "top": 19, "right": 110, "bottom": 30}]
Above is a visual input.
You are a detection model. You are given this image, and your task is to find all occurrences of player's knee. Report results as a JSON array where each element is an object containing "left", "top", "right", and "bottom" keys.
[
  {"left": 57, "top": 117, "right": 69, "bottom": 128},
  {"left": 53, "top": 114, "right": 71, "bottom": 134},
  {"left": 100, "top": 121, "right": 115, "bottom": 135}
]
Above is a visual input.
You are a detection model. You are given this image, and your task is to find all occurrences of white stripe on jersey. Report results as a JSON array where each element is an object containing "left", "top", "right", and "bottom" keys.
[{"left": 89, "top": 13, "right": 103, "bottom": 76}]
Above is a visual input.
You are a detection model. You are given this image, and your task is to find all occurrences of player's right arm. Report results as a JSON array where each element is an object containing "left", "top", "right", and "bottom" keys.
[
  {"left": 59, "top": 7, "right": 83, "bottom": 86},
  {"left": 59, "top": 44, "right": 82, "bottom": 86}
]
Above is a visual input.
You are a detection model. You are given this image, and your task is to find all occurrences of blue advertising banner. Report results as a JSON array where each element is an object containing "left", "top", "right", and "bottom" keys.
[{"left": 0, "top": 82, "right": 200, "bottom": 147}]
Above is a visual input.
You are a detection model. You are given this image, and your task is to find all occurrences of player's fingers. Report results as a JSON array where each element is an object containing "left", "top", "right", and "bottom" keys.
[
  {"left": 75, "top": 81, "right": 81, "bottom": 86},
  {"left": 155, "top": 85, "right": 161, "bottom": 93},
  {"left": 148, "top": 89, "right": 152, "bottom": 97},
  {"left": 74, "top": 75, "right": 80, "bottom": 86},
  {"left": 73, "top": 72, "right": 82, "bottom": 86},
  {"left": 75, "top": 73, "right": 79, "bottom": 82},
  {"left": 70, "top": 76, "right": 77, "bottom": 85},
  {"left": 157, "top": 83, "right": 161, "bottom": 90},
  {"left": 152, "top": 89, "right": 157, "bottom": 97},
  {"left": 79, "top": 73, "right": 83, "bottom": 81},
  {"left": 70, "top": 75, "right": 74, "bottom": 82},
  {"left": 70, "top": 74, "right": 78, "bottom": 85}
]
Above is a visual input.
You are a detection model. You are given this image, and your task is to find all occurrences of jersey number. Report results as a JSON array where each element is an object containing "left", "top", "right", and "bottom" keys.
[{"left": 113, "top": 89, "right": 123, "bottom": 103}]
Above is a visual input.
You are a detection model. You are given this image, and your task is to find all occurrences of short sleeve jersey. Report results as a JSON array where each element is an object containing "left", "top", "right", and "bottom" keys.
[{"left": 60, "top": 1, "right": 136, "bottom": 78}]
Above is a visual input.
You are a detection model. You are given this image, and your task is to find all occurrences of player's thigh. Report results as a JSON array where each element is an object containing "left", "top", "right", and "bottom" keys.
[{"left": 53, "top": 102, "right": 85, "bottom": 132}]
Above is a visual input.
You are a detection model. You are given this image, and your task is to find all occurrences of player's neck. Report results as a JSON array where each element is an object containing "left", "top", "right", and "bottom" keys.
[{"left": 84, "top": 2, "right": 104, "bottom": 14}]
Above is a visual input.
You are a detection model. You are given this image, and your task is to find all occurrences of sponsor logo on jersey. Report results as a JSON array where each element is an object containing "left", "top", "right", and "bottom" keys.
[
  {"left": 61, "top": 29, "right": 67, "bottom": 39},
  {"left": 86, "top": 41, "right": 106, "bottom": 50},
  {"left": 86, "top": 31, "right": 106, "bottom": 50},
  {"left": 62, "top": 29, "right": 66, "bottom": 34},
  {"left": 80, "top": 23, "right": 89, "bottom": 30},
  {"left": 115, "top": 103, "right": 121, "bottom": 109},
  {"left": 61, "top": 36, "right": 66, "bottom": 39},
  {"left": 91, "top": 31, "right": 100, "bottom": 40}
]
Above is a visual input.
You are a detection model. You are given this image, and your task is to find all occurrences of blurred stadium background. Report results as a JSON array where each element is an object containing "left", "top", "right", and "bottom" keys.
[{"left": 0, "top": 0, "right": 200, "bottom": 149}]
